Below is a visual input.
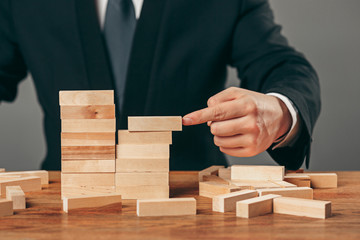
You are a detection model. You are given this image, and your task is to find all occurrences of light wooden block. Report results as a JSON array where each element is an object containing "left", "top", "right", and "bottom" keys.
[
  {"left": 286, "top": 173, "right": 337, "bottom": 188},
  {"left": 218, "top": 168, "right": 231, "bottom": 180},
  {"left": 63, "top": 193, "right": 122, "bottom": 213},
  {"left": 116, "top": 158, "right": 169, "bottom": 172},
  {"left": 116, "top": 144, "right": 169, "bottom": 159},
  {"left": 0, "top": 168, "right": 5, "bottom": 172},
  {"left": 61, "top": 119, "right": 116, "bottom": 133},
  {"left": 128, "top": 116, "right": 182, "bottom": 131},
  {"left": 61, "top": 146, "right": 115, "bottom": 160},
  {"left": 236, "top": 194, "right": 281, "bottom": 218},
  {"left": 230, "top": 180, "right": 281, "bottom": 190},
  {"left": 61, "top": 132, "right": 115, "bottom": 146},
  {"left": 273, "top": 197, "right": 331, "bottom": 219},
  {"left": 61, "top": 186, "right": 116, "bottom": 199},
  {"left": 212, "top": 190, "right": 258, "bottom": 213},
  {"left": 231, "top": 165, "right": 284, "bottom": 181},
  {"left": 60, "top": 105, "right": 115, "bottom": 119},
  {"left": 269, "top": 180, "right": 297, "bottom": 188},
  {"left": 0, "top": 177, "right": 41, "bottom": 197},
  {"left": 61, "top": 173, "right": 115, "bottom": 187},
  {"left": 118, "top": 130, "right": 172, "bottom": 144},
  {"left": 116, "top": 185, "right": 169, "bottom": 199},
  {"left": 203, "top": 175, "right": 230, "bottom": 185},
  {"left": 62, "top": 160, "right": 115, "bottom": 173},
  {"left": 0, "top": 171, "right": 49, "bottom": 185},
  {"left": 6, "top": 186, "right": 25, "bottom": 210},
  {"left": 285, "top": 169, "right": 304, "bottom": 174},
  {"left": 198, "top": 165, "right": 225, "bottom": 182},
  {"left": 137, "top": 198, "right": 196, "bottom": 216},
  {"left": 284, "top": 175, "right": 311, "bottom": 187},
  {"left": 115, "top": 172, "right": 168, "bottom": 186},
  {"left": 257, "top": 187, "right": 313, "bottom": 199},
  {"left": 199, "top": 181, "right": 241, "bottom": 198},
  {"left": 59, "top": 90, "right": 114, "bottom": 106},
  {"left": 0, "top": 199, "right": 13, "bottom": 217}
]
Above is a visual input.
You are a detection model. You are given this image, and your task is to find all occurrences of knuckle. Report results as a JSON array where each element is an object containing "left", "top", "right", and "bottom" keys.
[
  {"left": 207, "top": 97, "right": 216, "bottom": 107},
  {"left": 213, "top": 106, "right": 225, "bottom": 121}
]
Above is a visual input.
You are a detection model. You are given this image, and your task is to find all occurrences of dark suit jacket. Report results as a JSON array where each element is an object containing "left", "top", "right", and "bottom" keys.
[{"left": 0, "top": 0, "right": 320, "bottom": 170}]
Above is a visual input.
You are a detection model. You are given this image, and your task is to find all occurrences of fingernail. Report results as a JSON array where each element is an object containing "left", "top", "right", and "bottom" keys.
[{"left": 182, "top": 117, "right": 193, "bottom": 125}]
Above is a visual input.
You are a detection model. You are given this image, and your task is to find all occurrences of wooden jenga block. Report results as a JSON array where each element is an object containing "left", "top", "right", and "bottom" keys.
[
  {"left": 59, "top": 90, "right": 114, "bottom": 106},
  {"left": 6, "top": 186, "right": 25, "bottom": 210},
  {"left": 218, "top": 168, "right": 231, "bottom": 180},
  {"left": 61, "top": 132, "right": 115, "bottom": 146},
  {"left": 61, "top": 119, "right": 115, "bottom": 133},
  {"left": 118, "top": 130, "right": 172, "bottom": 144},
  {"left": 236, "top": 194, "right": 281, "bottom": 218},
  {"left": 116, "top": 144, "right": 169, "bottom": 159},
  {"left": 285, "top": 169, "right": 304, "bottom": 174},
  {"left": 0, "top": 177, "right": 41, "bottom": 197},
  {"left": 116, "top": 158, "right": 169, "bottom": 172},
  {"left": 128, "top": 116, "right": 182, "bottom": 131},
  {"left": 230, "top": 180, "right": 281, "bottom": 190},
  {"left": 115, "top": 172, "right": 169, "bottom": 186},
  {"left": 203, "top": 175, "right": 230, "bottom": 185},
  {"left": 61, "top": 173, "right": 115, "bottom": 187},
  {"left": 60, "top": 105, "right": 115, "bottom": 119},
  {"left": 286, "top": 173, "right": 337, "bottom": 188},
  {"left": 62, "top": 160, "right": 115, "bottom": 173},
  {"left": 62, "top": 193, "right": 122, "bottom": 213},
  {"left": 212, "top": 190, "right": 258, "bottom": 213},
  {"left": 137, "top": 198, "right": 196, "bottom": 216},
  {"left": 199, "top": 181, "right": 241, "bottom": 198},
  {"left": 273, "top": 197, "right": 331, "bottom": 219},
  {"left": 0, "top": 171, "right": 49, "bottom": 185},
  {"left": 0, "top": 168, "right": 5, "bottom": 172},
  {"left": 269, "top": 180, "right": 297, "bottom": 188},
  {"left": 231, "top": 165, "right": 284, "bottom": 181},
  {"left": 198, "top": 165, "right": 225, "bottom": 182},
  {"left": 284, "top": 175, "right": 311, "bottom": 187},
  {"left": 257, "top": 187, "right": 313, "bottom": 199},
  {"left": 61, "top": 186, "right": 116, "bottom": 199},
  {"left": 0, "top": 199, "right": 13, "bottom": 217},
  {"left": 116, "top": 185, "right": 169, "bottom": 199},
  {"left": 61, "top": 146, "right": 115, "bottom": 160}
]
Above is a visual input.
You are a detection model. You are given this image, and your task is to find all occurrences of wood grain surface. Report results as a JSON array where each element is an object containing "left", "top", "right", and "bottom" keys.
[{"left": 0, "top": 171, "right": 359, "bottom": 240}]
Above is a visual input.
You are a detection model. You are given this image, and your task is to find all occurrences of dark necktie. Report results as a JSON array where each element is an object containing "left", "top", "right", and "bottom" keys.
[{"left": 104, "top": 0, "right": 136, "bottom": 111}]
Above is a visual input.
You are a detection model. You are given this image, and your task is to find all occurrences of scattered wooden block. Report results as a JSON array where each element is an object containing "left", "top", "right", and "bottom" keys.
[
  {"left": 62, "top": 193, "right": 122, "bottom": 213},
  {"left": 285, "top": 169, "right": 304, "bottom": 174},
  {"left": 198, "top": 165, "right": 225, "bottom": 182},
  {"left": 61, "top": 186, "right": 116, "bottom": 199},
  {"left": 118, "top": 130, "right": 172, "bottom": 144},
  {"left": 269, "top": 180, "right": 297, "bottom": 188},
  {"left": 59, "top": 90, "right": 114, "bottom": 106},
  {"left": 6, "top": 186, "right": 25, "bottom": 210},
  {"left": 116, "top": 158, "right": 169, "bottom": 172},
  {"left": 231, "top": 165, "right": 284, "bottom": 181},
  {"left": 0, "top": 177, "right": 41, "bottom": 197},
  {"left": 61, "top": 132, "right": 115, "bottom": 146},
  {"left": 218, "top": 168, "right": 231, "bottom": 180},
  {"left": 0, "top": 168, "right": 5, "bottom": 172},
  {"left": 116, "top": 144, "right": 169, "bottom": 159},
  {"left": 284, "top": 175, "right": 311, "bottom": 187},
  {"left": 236, "top": 194, "right": 281, "bottom": 218},
  {"left": 203, "top": 175, "right": 230, "bottom": 185},
  {"left": 286, "top": 173, "right": 337, "bottom": 188},
  {"left": 116, "top": 185, "right": 169, "bottom": 199},
  {"left": 273, "top": 197, "right": 331, "bottom": 219},
  {"left": 61, "top": 173, "right": 115, "bottom": 187},
  {"left": 0, "top": 171, "right": 49, "bottom": 185},
  {"left": 257, "top": 187, "right": 313, "bottom": 199},
  {"left": 230, "top": 180, "right": 280, "bottom": 190},
  {"left": 115, "top": 172, "right": 169, "bottom": 186},
  {"left": 137, "top": 198, "right": 196, "bottom": 216},
  {"left": 199, "top": 181, "right": 241, "bottom": 198},
  {"left": 212, "top": 190, "right": 258, "bottom": 213},
  {"left": 60, "top": 105, "right": 115, "bottom": 119},
  {"left": 61, "top": 119, "right": 116, "bottom": 133},
  {"left": 61, "top": 146, "right": 115, "bottom": 160},
  {"left": 128, "top": 116, "right": 182, "bottom": 131},
  {"left": 0, "top": 199, "right": 13, "bottom": 217},
  {"left": 62, "top": 160, "right": 115, "bottom": 173}
]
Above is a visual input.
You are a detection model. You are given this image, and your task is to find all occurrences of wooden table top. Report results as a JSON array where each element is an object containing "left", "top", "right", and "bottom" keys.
[{"left": 0, "top": 171, "right": 359, "bottom": 240}]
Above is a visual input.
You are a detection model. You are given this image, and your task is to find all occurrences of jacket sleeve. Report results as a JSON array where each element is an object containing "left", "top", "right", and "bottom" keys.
[
  {"left": 0, "top": 0, "right": 28, "bottom": 103},
  {"left": 230, "top": 0, "right": 321, "bottom": 170}
]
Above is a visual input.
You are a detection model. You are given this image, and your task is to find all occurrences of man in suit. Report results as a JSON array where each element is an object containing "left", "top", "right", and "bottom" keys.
[{"left": 0, "top": 0, "right": 320, "bottom": 171}]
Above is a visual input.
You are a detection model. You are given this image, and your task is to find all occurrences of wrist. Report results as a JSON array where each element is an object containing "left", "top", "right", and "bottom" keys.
[{"left": 273, "top": 96, "right": 292, "bottom": 140}]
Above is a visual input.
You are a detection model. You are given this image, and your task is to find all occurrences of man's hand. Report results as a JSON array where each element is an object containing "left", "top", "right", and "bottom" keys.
[{"left": 182, "top": 87, "right": 292, "bottom": 157}]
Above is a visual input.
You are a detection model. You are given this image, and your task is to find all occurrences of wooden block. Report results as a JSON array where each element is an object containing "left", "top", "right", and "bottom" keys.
[
  {"left": 0, "top": 177, "right": 41, "bottom": 197},
  {"left": 61, "top": 173, "right": 115, "bottom": 187},
  {"left": 115, "top": 172, "right": 168, "bottom": 186},
  {"left": 61, "top": 146, "right": 115, "bottom": 160},
  {"left": 203, "top": 175, "right": 230, "bottom": 185},
  {"left": 212, "top": 190, "right": 258, "bottom": 213},
  {"left": 116, "top": 185, "right": 169, "bottom": 199},
  {"left": 61, "top": 186, "right": 116, "bottom": 199},
  {"left": 6, "top": 186, "right": 25, "bottom": 210},
  {"left": 116, "top": 144, "right": 169, "bottom": 159},
  {"left": 60, "top": 105, "right": 115, "bottom": 119},
  {"left": 118, "top": 130, "right": 172, "bottom": 144},
  {"left": 285, "top": 168, "right": 304, "bottom": 174},
  {"left": 0, "top": 171, "right": 49, "bottom": 185},
  {"left": 269, "top": 180, "right": 297, "bottom": 188},
  {"left": 137, "top": 198, "right": 196, "bottom": 216},
  {"left": 257, "top": 187, "right": 313, "bottom": 199},
  {"left": 128, "top": 116, "right": 182, "bottom": 131},
  {"left": 274, "top": 197, "right": 331, "bottom": 219},
  {"left": 231, "top": 165, "right": 284, "bottom": 181},
  {"left": 61, "top": 132, "right": 115, "bottom": 146},
  {"left": 198, "top": 165, "right": 225, "bottom": 182},
  {"left": 0, "top": 199, "right": 13, "bottom": 217},
  {"left": 230, "top": 180, "right": 281, "bottom": 190},
  {"left": 63, "top": 193, "right": 122, "bottom": 213},
  {"left": 0, "top": 168, "right": 5, "bottom": 172},
  {"left": 236, "top": 194, "right": 281, "bottom": 218},
  {"left": 59, "top": 90, "right": 114, "bottom": 106},
  {"left": 62, "top": 160, "right": 115, "bottom": 173},
  {"left": 199, "top": 181, "right": 241, "bottom": 198},
  {"left": 284, "top": 175, "right": 311, "bottom": 187},
  {"left": 218, "top": 168, "right": 231, "bottom": 180},
  {"left": 116, "top": 158, "right": 169, "bottom": 172},
  {"left": 61, "top": 119, "right": 116, "bottom": 133},
  {"left": 286, "top": 173, "right": 337, "bottom": 188}
]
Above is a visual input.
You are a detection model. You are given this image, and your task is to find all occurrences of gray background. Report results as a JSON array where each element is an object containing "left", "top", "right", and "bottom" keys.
[{"left": 1, "top": 0, "right": 359, "bottom": 171}]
